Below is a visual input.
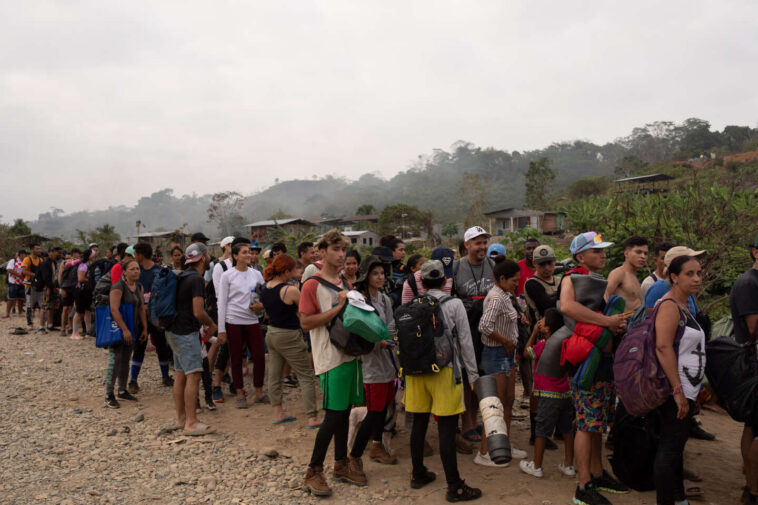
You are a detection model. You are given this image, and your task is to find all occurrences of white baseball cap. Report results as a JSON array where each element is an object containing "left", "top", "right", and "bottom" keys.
[
  {"left": 347, "top": 290, "right": 375, "bottom": 312},
  {"left": 464, "top": 226, "right": 491, "bottom": 242},
  {"left": 220, "top": 236, "right": 235, "bottom": 248}
]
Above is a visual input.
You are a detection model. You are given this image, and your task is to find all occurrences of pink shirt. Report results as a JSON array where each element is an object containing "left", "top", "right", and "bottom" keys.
[
  {"left": 527, "top": 339, "right": 570, "bottom": 398},
  {"left": 401, "top": 270, "right": 453, "bottom": 304}
]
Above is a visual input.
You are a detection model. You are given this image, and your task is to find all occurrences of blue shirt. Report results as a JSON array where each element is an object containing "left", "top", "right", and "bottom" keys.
[
  {"left": 644, "top": 280, "right": 698, "bottom": 316},
  {"left": 139, "top": 264, "right": 162, "bottom": 294}
]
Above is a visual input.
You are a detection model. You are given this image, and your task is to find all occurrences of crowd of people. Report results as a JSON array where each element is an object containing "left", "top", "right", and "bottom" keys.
[{"left": 4, "top": 226, "right": 758, "bottom": 505}]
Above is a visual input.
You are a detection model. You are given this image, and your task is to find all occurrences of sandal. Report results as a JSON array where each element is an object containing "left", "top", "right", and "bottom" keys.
[
  {"left": 684, "top": 481, "right": 704, "bottom": 498},
  {"left": 462, "top": 429, "right": 481, "bottom": 442},
  {"left": 183, "top": 423, "right": 216, "bottom": 436},
  {"left": 446, "top": 480, "right": 482, "bottom": 502},
  {"left": 272, "top": 415, "right": 296, "bottom": 425}
]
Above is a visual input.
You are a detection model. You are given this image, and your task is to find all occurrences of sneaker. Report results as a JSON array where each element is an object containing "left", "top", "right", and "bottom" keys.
[
  {"left": 127, "top": 380, "right": 139, "bottom": 394},
  {"left": 593, "top": 470, "right": 629, "bottom": 494},
  {"left": 304, "top": 466, "right": 332, "bottom": 497},
  {"left": 229, "top": 383, "right": 236, "bottom": 395},
  {"left": 205, "top": 398, "right": 216, "bottom": 411},
  {"left": 410, "top": 467, "right": 437, "bottom": 489},
  {"left": 117, "top": 390, "right": 137, "bottom": 401},
  {"left": 105, "top": 394, "right": 120, "bottom": 409},
  {"left": 446, "top": 480, "right": 482, "bottom": 502},
  {"left": 573, "top": 482, "right": 611, "bottom": 505},
  {"left": 473, "top": 451, "right": 509, "bottom": 468},
  {"left": 212, "top": 386, "right": 224, "bottom": 403},
  {"left": 369, "top": 441, "right": 398, "bottom": 464},
  {"left": 333, "top": 457, "right": 367, "bottom": 486},
  {"left": 559, "top": 463, "right": 577, "bottom": 477},
  {"left": 510, "top": 447, "right": 528, "bottom": 459},
  {"left": 236, "top": 397, "right": 248, "bottom": 409},
  {"left": 283, "top": 375, "right": 299, "bottom": 388},
  {"left": 60, "top": 328, "right": 68, "bottom": 337},
  {"left": 37, "top": 327, "right": 47, "bottom": 333},
  {"left": 690, "top": 418, "right": 716, "bottom": 441},
  {"left": 519, "top": 460, "right": 543, "bottom": 478},
  {"left": 0, "top": 315, "right": 8, "bottom": 319},
  {"left": 162, "top": 376, "right": 174, "bottom": 387}
]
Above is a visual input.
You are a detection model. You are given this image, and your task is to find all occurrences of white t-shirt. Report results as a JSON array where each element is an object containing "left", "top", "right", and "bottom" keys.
[
  {"left": 640, "top": 272, "right": 660, "bottom": 298},
  {"left": 217, "top": 266, "right": 265, "bottom": 333},
  {"left": 678, "top": 313, "right": 706, "bottom": 401}
]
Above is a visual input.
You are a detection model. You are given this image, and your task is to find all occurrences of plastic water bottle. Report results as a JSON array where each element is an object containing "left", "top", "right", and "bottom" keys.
[{"left": 250, "top": 289, "right": 263, "bottom": 317}]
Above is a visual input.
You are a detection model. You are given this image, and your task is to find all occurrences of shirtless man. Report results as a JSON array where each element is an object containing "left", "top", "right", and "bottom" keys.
[{"left": 604, "top": 236, "right": 649, "bottom": 313}]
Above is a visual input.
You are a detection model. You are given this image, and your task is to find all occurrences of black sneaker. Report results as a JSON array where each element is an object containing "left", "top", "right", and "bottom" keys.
[
  {"left": 105, "top": 394, "right": 120, "bottom": 409},
  {"left": 127, "top": 380, "right": 139, "bottom": 394},
  {"left": 690, "top": 418, "right": 716, "bottom": 441},
  {"left": 117, "top": 390, "right": 138, "bottom": 401},
  {"left": 162, "top": 376, "right": 174, "bottom": 387},
  {"left": 573, "top": 482, "right": 611, "bottom": 505},
  {"left": 205, "top": 398, "right": 217, "bottom": 411},
  {"left": 593, "top": 470, "right": 629, "bottom": 494},
  {"left": 446, "top": 480, "right": 482, "bottom": 502},
  {"left": 410, "top": 468, "right": 437, "bottom": 489},
  {"left": 283, "top": 375, "right": 298, "bottom": 388}
]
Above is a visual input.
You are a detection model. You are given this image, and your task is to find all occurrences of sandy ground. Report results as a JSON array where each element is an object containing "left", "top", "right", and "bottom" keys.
[{"left": 0, "top": 311, "right": 746, "bottom": 505}]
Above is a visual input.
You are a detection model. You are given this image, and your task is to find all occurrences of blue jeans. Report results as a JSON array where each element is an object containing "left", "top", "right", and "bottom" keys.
[
  {"left": 165, "top": 331, "right": 203, "bottom": 374},
  {"left": 481, "top": 345, "right": 516, "bottom": 376}
]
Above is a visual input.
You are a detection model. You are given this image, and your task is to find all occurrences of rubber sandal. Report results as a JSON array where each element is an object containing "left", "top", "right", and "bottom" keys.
[
  {"left": 684, "top": 481, "right": 704, "bottom": 498},
  {"left": 183, "top": 423, "right": 216, "bottom": 436},
  {"left": 272, "top": 415, "right": 296, "bottom": 425},
  {"left": 306, "top": 423, "right": 322, "bottom": 430},
  {"left": 462, "top": 429, "right": 481, "bottom": 442}
]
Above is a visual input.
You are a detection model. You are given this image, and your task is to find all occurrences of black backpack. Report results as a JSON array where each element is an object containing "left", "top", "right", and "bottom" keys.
[
  {"left": 88, "top": 259, "right": 116, "bottom": 292},
  {"left": 608, "top": 403, "right": 658, "bottom": 491},
  {"left": 305, "top": 276, "right": 374, "bottom": 356},
  {"left": 60, "top": 264, "right": 78, "bottom": 290},
  {"left": 205, "top": 260, "right": 228, "bottom": 323},
  {"left": 394, "top": 294, "right": 456, "bottom": 376}
]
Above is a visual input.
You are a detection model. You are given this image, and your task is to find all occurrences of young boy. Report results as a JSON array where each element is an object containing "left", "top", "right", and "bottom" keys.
[
  {"left": 299, "top": 229, "right": 365, "bottom": 497},
  {"left": 520, "top": 308, "right": 575, "bottom": 478},
  {"left": 604, "top": 236, "right": 649, "bottom": 314}
]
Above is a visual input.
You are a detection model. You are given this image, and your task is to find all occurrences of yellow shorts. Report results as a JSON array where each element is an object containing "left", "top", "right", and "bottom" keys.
[{"left": 403, "top": 367, "right": 464, "bottom": 417}]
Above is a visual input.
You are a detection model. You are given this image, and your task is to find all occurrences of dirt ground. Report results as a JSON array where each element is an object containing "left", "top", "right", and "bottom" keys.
[{"left": 1, "top": 312, "right": 746, "bottom": 505}]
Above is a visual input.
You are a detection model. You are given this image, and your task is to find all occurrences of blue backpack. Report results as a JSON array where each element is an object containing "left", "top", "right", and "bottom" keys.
[{"left": 148, "top": 267, "right": 193, "bottom": 330}]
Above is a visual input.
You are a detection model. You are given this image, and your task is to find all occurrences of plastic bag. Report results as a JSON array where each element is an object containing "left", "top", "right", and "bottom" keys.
[{"left": 343, "top": 304, "right": 390, "bottom": 343}]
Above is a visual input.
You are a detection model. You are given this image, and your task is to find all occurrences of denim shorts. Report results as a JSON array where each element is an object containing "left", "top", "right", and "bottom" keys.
[
  {"left": 481, "top": 345, "right": 517, "bottom": 376},
  {"left": 7, "top": 284, "right": 24, "bottom": 300},
  {"left": 165, "top": 331, "right": 203, "bottom": 374}
]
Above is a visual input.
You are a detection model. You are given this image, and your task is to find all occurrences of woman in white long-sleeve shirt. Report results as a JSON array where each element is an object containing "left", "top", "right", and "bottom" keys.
[{"left": 216, "top": 243, "right": 266, "bottom": 408}]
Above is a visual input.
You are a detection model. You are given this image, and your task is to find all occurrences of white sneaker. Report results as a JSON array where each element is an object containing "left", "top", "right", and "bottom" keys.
[
  {"left": 473, "top": 451, "right": 509, "bottom": 468},
  {"left": 510, "top": 447, "right": 528, "bottom": 459},
  {"left": 558, "top": 463, "right": 576, "bottom": 476},
  {"left": 519, "top": 460, "right": 543, "bottom": 478}
]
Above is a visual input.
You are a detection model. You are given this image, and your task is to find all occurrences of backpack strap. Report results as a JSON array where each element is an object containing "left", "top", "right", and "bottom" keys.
[
  {"left": 219, "top": 261, "right": 228, "bottom": 272},
  {"left": 304, "top": 275, "right": 343, "bottom": 293}
]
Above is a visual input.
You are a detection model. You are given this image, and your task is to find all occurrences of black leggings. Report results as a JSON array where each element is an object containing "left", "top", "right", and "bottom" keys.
[
  {"left": 654, "top": 397, "right": 692, "bottom": 505},
  {"left": 132, "top": 322, "right": 172, "bottom": 364},
  {"left": 309, "top": 409, "right": 350, "bottom": 468},
  {"left": 410, "top": 412, "right": 460, "bottom": 485},
  {"left": 351, "top": 408, "right": 387, "bottom": 458}
]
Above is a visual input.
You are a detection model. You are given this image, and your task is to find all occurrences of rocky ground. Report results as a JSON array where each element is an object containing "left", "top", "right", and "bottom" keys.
[{"left": 0, "top": 313, "right": 744, "bottom": 505}]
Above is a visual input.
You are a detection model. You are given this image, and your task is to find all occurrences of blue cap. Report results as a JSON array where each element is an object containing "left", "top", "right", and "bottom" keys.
[
  {"left": 430, "top": 247, "right": 455, "bottom": 278},
  {"left": 487, "top": 243, "right": 506, "bottom": 258},
  {"left": 570, "top": 232, "right": 614, "bottom": 255}
]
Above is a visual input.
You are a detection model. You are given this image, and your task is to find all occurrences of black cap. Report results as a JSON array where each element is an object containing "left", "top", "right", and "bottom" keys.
[{"left": 191, "top": 232, "right": 210, "bottom": 243}]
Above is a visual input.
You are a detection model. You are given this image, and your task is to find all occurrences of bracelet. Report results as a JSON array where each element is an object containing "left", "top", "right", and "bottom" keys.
[{"left": 672, "top": 384, "right": 683, "bottom": 395}]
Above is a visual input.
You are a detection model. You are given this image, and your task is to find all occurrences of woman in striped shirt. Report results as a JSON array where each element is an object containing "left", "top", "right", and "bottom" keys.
[{"left": 474, "top": 256, "right": 528, "bottom": 467}]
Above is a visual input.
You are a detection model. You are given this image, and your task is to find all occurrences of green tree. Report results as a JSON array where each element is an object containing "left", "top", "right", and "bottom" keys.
[
  {"left": 442, "top": 222, "right": 459, "bottom": 239},
  {"left": 356, "top": 204, "right": 376, "bottom": 216},
  {"left": 457, "top": 172, "right": 490, "bottom": 227},
  {"left": 614, "top": 156, "right": 648, "bottom": 178},
  {"left": 378, "top": 204, "right": 425, "bottom": 237},
  {"left": 208, "top": 191, "right": 245, "bottom": 237},
  {"left": 9, "top": 218, "right": 31, "bottom": 236},
  {"left": 524, "top": 157, "right": 556, "bottom": 210}
]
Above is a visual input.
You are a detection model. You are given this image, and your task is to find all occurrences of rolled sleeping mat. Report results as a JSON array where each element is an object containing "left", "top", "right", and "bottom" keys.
[{"left": 475, "top": 375, "right": 511, "bottom": 464}]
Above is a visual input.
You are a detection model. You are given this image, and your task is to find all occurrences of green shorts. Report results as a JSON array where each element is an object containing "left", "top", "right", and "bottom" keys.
[{"left": 319, "top": 359, "right": 364, "bottom": 411}]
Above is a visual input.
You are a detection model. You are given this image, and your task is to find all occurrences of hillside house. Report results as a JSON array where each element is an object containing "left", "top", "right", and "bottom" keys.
[
  {"left": 483, "top": 208, "right": 566, "bottom": 236},
  {"left": 244, "top": 218, "right": 314, "bottom": 244},
  {"left": 343, "top": 230, "right": 380, "bottom": 248}
]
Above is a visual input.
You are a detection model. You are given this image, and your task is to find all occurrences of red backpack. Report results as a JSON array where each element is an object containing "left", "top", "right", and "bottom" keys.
[{"left": 613, "top": 298, "right": 685, "bottom": 416}]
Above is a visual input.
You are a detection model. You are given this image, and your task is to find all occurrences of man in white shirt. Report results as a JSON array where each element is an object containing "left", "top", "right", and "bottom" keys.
[{"left": 641, "top": 241, "right": 674, "bottom": 298}]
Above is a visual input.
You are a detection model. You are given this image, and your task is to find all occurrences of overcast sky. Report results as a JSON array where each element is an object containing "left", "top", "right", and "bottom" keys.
[{"left": 1, "top": 1, "right": 757, "bottom": 222}]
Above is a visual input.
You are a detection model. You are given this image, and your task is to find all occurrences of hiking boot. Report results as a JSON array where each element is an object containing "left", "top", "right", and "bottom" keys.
[
  {"left": 162, "top": 376, "right": 174, "bottom": 387},
  {"left": 455, "top": 433, "right": 473, "bottom": 454},
  {"left": 127, "top": 380, "right": 139, "bottom": 394},
  {"left": 423, "top": 438, "right": 434, "bottom": 456},
  {"left": 212, "top": 386, "right": 224, "bottom": 403},
  {"left": 410, "top": 467, "right": 436, "bottom": 489},
  {"left": 304, "top": 466, "right": 332, "bottom": 497},
  {"left": 593, "top": 470, "right": 629, "bottom": 494},
  {"left": 369, "top": 441, "right": 397, "bottom": 464},
  {"left": 446, "top": 480, "right": 482, "bottom": 502},
  {"left": 334, "top": 457, "right": 367, "bottom": 486},
  {"left": 117, "top": 390, "right": 137, "bottom": 401},
  {"left": 105, "top": 394, "right": 120, "bottom": 409},
  {"left": 283, "top": 375, "right": 298, "bottom": 388},
  {"left": 573, "top": 482, "right": 611, "bottom": 505}
]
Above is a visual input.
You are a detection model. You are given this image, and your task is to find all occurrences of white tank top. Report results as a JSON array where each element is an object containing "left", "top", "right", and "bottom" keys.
[{"left": 677, "top": 312, "right": 706, "bottom": 401}]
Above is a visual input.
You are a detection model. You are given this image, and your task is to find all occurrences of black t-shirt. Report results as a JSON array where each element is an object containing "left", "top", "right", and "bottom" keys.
[
  {"left": 139, "top": 264, "right": 161, "bottom": 294},
  {"left": 170, "top": 271, "right": 205, "bottom": 335},
  {"left": 730, "top": 268, "right": 758, "bottom": 344}
]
